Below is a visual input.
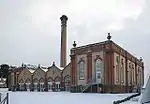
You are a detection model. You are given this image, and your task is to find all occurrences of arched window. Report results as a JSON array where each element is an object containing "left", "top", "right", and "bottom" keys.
[
  {"left": 47, "top": 77, "right": 53, "bottom": 92},
  {"left": 95, "top": 59, "right": 102, "bottom": 80},
  {"left": 79, "top": 61, "right": 85, "bottom": 80},
  {"left": 39, "top": 78, "right": 44, "bottom": 92},
  {"left": 25, "top": 79, "right": 31, "bottom": 91},
  {"left": 33, "top": 78, "right": 38, "bottom": 92},
  {"left": 65, "top": 75, "right": 70, "bottom": 91},
  {"left": 19, "top": 79, "right": 24, "bottom": 91},
  {"left": 54, "top": 77, "right": 61, "bottom": 91}
]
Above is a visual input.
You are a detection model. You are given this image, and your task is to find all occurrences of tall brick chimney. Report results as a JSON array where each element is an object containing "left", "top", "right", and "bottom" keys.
[{"left": 60, "top": 15, "right": 68, "bottom": 68}]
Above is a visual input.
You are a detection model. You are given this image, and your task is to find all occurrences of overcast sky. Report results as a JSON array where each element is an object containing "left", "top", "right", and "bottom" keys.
[{"left": 0, "top": 0, "right": 150, "bottom": 80}]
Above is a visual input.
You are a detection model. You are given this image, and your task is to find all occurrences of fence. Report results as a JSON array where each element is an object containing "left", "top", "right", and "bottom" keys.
[{"left": 0, "top": 93, "right": 8, "bottom": 104}]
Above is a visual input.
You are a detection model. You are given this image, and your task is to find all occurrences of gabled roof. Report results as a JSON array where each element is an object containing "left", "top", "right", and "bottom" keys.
[
  {"left": 33, "top": 67, "right": 47, "bottom": 74},
  {"left": 41, "top": 67, "right": 48, "bottom": 72},
  {"left": 47, "top": 62, "right": 64, "bottom": 71}
]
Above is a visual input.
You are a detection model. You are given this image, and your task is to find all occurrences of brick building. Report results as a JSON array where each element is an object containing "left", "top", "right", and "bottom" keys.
[
  {"left": 70, "top": 33, "right": 144, "bottom": 93},
  {"left": 9, "top": 62, "right": 70, "bottom": 92},
  {"left": 7, "top": 15, "right": 70, "bottom": 92},
  {"left": 2, "top": 15, "right": 144, "bottom": 93}
]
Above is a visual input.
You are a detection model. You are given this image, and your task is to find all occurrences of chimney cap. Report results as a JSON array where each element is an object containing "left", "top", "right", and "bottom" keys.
[{"left": 60, "top": 15, "right": 68, "bottom": 21}]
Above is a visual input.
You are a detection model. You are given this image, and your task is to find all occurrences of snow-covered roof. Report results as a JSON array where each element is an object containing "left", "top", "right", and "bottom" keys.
[
  {"left": 28, "top": 68, "right": 35, "bottom": 73},
  {"left": 57, "top": 66, "right": 64, "bottom": 70},
  {"left": 25, "top": 64, "right": 38, "bottom": 69},
  {"left": 41, "top": 67, "right": 48, "bottom": 72},
  {"left": 10, "top": 63, "right": 70, "bottom": 73}
]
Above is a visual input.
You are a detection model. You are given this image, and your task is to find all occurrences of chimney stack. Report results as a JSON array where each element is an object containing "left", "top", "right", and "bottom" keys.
[{"left": 60, "top": 15, "right": 68, "bottom": 68}]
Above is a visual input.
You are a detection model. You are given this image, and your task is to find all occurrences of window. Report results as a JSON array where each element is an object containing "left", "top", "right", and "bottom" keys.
[
  {"left": 48, "top": 82, "right": 53, "bottom": 91},
  {"left": 128, "top": 63, "right": 132, "bottom": 85},
  {"left": 97, "top": 73, "right": 100, "bottom": 79},
  {"left": 130, "top": 69, "right": 132, "bottom": 85},
  {"left": 96, "top": 59, "right": 101, "bottom": 71},
  {"left": 48, "top": 77, "right": 53, "bottom": 91},
  {"left": 26, "top": 83, "right": 30, "bottom": 91},
  {"left": 116, "top": 64, "right": 119, "bottom": 83},
  {"left": 48, "top": 84, "right": 52, "bottom": 90},
  {"left": 132, "top": 64, "right": 134, "bottom": 84},
  {"left": 95, "top": 59, "right": 102, "bottom": 80},
  {"left": 34, "top": 83, "right": 38, "bottom": 91},
  {"left": 55, "top": 82, "right": 60, "bottom": 91},
  {"left": 79, "top": 61, "right": 85, "bottom": 80},
  {"left": 65, "top": 76, "right": 70, "bottom": 91},
  {"left": 40, "top": 83, "right": 44, "bottom": 92},
  {"left": 121, "top": 59, "right": 124, "bottom": 83},
  {"left": 19, "top": 83, "right": 24, "bottom": 91}
]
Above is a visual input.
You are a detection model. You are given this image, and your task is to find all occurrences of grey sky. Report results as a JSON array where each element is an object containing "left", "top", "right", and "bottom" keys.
[{"left": 0, "top": 0, "right": 149, "bottom": 81}]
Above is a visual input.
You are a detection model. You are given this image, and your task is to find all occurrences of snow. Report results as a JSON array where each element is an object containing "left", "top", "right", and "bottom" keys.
[
  {"left": 8, "top": 92, "right": 140, "bottom": 104},
  {"left": 0, "top": 88, "right": 141, "bottom": 104},
  {"left": 41, "top": 67, "right": 48, "bottom": 72},
  {"left": 140, "top": 76, "right": 150, "bottom": 104},
  {"left": 0, "top": 88, "right": 8, "bottom": 92},
  {"left": 28, "top": 69, "right": 35, "bottom": 73}
]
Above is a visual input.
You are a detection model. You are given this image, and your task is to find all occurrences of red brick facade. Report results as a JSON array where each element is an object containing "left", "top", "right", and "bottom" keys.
[{"left": 70, "top": 40, "right": 144, "bottom": 93}]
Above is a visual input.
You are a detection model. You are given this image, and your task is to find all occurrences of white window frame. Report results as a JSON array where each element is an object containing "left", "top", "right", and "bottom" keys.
[{"left": 79, "top": 61, "right": 85, "bottom": 80}]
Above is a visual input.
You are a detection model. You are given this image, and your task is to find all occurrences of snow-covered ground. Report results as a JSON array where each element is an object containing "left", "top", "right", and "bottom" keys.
[
  {"left": 0, "top": 89, "right": 141, "bottom": 104},
  {"left": 9, "top": 92, "right": 141, "bottom": 104}
]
